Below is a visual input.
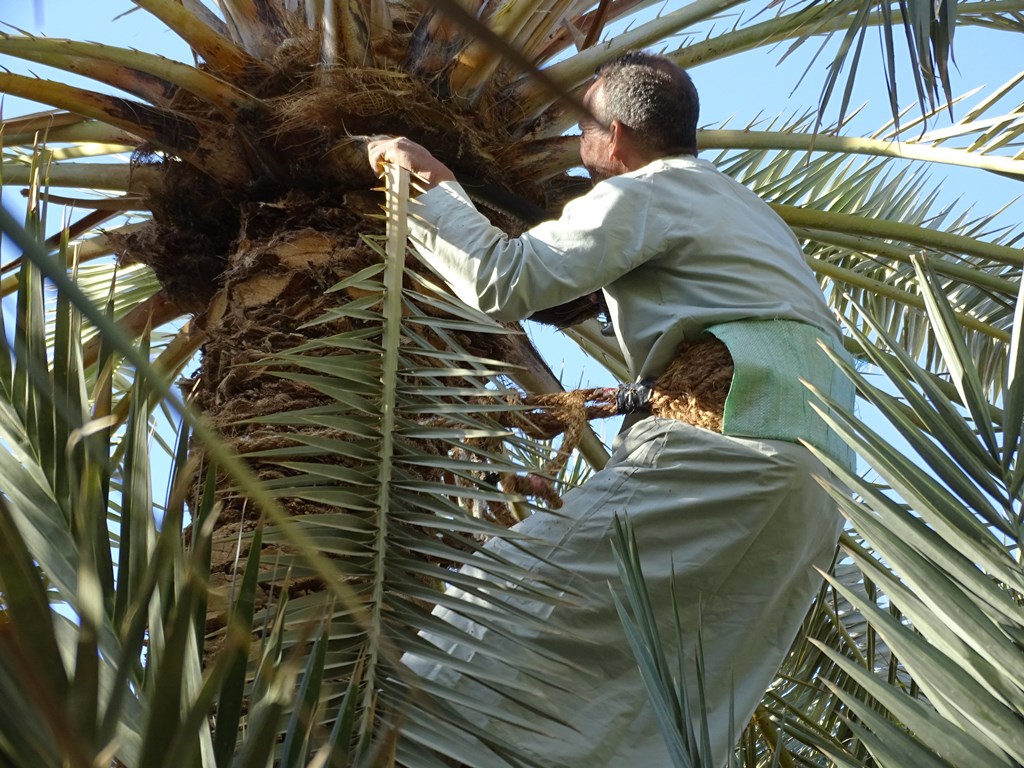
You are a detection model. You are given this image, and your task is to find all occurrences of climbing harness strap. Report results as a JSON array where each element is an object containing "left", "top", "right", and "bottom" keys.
[
  {"left": 494, "top": 337, "right": 734, "bottom": 508},
  {"left": 506, "top": 336, "right": 733, "bottom": 439}
]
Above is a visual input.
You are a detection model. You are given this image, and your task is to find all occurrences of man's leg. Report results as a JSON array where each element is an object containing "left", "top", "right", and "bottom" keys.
[{"left": 402, "top": 417, "right": 843, "bottom": 767}]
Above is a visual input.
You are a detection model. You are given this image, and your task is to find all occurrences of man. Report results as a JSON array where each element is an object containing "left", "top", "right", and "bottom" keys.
[{"left": 369, "top": 52, "right": 853, "bottom": 767}]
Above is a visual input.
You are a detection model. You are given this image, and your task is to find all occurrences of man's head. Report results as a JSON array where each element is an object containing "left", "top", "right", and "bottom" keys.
[{"left": 580, "top": 51, "right": 699, "bottom": 181}]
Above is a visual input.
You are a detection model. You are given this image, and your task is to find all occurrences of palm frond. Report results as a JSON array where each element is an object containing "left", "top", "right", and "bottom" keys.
[
  {"left": 783, "top": 279, "right": 1024, "bottom": 766},
  {"left": 0, "top": 33, "right": 262, "bottom": 115},
  {"left": 133, "top": 0, "right": 260, "bottom": 76},
  {"left": 699, "top": 125, "right": 1024, "bottom": 180}
]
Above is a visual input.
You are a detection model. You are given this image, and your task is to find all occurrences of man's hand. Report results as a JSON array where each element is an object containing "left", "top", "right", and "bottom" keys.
[{"left": 367, "top": 137, "right": 456, "bottom": 190}]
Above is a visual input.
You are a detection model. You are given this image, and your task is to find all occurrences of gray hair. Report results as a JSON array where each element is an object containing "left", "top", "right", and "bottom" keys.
[{"left": 594, "top": 51, "right": 699, "bottom": 156}]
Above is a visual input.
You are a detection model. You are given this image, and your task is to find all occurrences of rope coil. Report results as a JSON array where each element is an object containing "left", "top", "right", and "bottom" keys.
[{"left": 496, "top": 336, "right": 734, "bottom": 508}]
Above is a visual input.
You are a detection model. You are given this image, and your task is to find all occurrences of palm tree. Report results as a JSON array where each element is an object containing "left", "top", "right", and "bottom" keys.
[{"left": 0, "top": 0, "right": 1022, "bottom": 766}]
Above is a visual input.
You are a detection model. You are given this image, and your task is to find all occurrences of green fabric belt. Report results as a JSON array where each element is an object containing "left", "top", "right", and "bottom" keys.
[{"left": 707, "top": 320, "right": 856, "bottom": 472}]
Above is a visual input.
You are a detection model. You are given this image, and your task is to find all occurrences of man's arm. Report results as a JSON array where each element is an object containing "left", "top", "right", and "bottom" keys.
[{"left": 367, "top": 137, "right": 665, "bottom": 322}]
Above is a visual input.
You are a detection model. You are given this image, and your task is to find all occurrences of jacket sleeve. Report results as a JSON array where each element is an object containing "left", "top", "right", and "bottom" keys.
[{"left": 407, "top": 173, "right": 666, "bottom": 322}]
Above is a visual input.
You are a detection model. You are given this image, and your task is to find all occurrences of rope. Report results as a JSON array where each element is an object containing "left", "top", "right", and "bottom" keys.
[{"left": 497, "top": 337, "right": 734, "bottom": 509}]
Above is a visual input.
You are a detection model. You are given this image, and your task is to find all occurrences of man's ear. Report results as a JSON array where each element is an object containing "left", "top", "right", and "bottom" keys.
[
  {"left": 608, "top": 120, "right": 653, "bottom": 171},
  {"left": 607, "top": 120, "right": 626, "bottom": 159},
  {"left": 607, "top": 119, "right": 639, "bottom": 168}
]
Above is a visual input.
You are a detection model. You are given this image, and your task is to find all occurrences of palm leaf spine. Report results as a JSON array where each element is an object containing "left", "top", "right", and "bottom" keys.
[
  {"left": 776, "top": 204, "right": 1024, "bottom": 267},
  {"left": 798, "top": 229, "right": 1018, "bottom": 294},
  {"left": 700, "top": 129, "right": 1024, "bottom": 180},
  {"left": 0, "top": 162, "right": 157, "bottom": 193},
  {"left": 0, "top": 35, "right": 262, "bottom": 116},
  {"left": 0, "top": 73, "right": 246, "bottom": 186},
  {"left": 357, "top": 162, "right": 410, "bottom": 734},
  {"left": 810, "top": 258, "right": 1009, "bottom": 342}
]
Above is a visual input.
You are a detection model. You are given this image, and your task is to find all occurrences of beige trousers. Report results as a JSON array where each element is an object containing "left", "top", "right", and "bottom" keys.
[{"left": 401, "top": 417, "right": 843, "bottom": 768}]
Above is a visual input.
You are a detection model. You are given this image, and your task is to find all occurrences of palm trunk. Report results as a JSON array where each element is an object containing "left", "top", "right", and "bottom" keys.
[{"left": 197, "top": 223, "right": 374, "bottom": 636}]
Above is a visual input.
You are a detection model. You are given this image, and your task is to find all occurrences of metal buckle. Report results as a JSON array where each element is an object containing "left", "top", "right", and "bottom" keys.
[{"left": 615, "top": 380, "right": 653, "bottom": 415}]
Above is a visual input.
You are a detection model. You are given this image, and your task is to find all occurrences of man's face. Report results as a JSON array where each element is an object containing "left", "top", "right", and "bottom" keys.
[{"left": 580, "top": 79, "right": 616, "bottom": 183}]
